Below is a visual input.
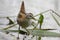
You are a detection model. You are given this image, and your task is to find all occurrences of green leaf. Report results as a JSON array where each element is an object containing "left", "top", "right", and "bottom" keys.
[
  {"left": 6, "top": 17, "right": 14, "bottom": 25},
  {"left": 38, "top": 14, "right": 44, "bottom": 26},
  {"left": 38, "top": 37, "right": 41, "bottom": 40},
  {"left": 28, "top": 29, "right": 60, "bottom": 37}
]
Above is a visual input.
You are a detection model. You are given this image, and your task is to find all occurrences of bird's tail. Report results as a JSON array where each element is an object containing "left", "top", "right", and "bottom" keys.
[{"left": 20, "top": 1, "right": 25, "bottom": 14}]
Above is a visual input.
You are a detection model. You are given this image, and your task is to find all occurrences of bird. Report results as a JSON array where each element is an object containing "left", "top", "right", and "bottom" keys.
[
  {"left": 17, "top": 1, "right": 36, "bottom": 31},
  {"left": 17, "top": 1, "right": 36, "bottom": 39}
]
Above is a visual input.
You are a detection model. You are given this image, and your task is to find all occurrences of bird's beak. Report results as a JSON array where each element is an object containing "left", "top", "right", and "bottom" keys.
[{"left": 31, "top": 16, "right": 37, "bottom": 21}]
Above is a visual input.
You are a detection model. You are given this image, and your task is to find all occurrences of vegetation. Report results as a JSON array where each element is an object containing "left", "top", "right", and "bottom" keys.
[{"left": 0, "top": 9, "right": 60, "bottom": 40}]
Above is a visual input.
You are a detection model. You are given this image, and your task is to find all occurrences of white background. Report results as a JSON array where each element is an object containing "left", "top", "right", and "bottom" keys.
[{"left": 0, "top": 0, "right": 60, "bottom": 40}]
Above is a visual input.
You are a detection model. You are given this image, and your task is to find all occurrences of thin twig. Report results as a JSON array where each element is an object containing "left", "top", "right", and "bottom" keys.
[
  {"left": 34, "top": 10, "right": 50, "bottom": 17},
  {"left": 17, "top": 25, "right": 20, "bottom": 40},
  {"left": 2, "top": 24, "right": 17, "bottom": 30},
  {"left": 50, "top": 12, "right": 60, "bottom": 26},
  {"left": 50, "top": 9, "right": 60, "bottom": 17},
  {"left": 34, "top": 9, "right": 60, "bottom": 18}
]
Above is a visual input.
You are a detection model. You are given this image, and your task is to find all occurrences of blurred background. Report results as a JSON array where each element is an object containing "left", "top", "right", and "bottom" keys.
[{"left": 0, "top": 0, "right": 60, "bottom": 40}]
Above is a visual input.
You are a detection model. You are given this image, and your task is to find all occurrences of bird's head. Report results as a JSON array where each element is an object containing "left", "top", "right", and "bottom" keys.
[{"left": 26, "top": 13, "right": 36, "bottom": 20}]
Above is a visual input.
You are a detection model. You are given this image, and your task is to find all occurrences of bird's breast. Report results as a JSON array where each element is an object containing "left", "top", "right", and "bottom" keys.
[
  {"left": 17, "top": 13, "right": 31, "bottom": 28},
  {"left": 17, "top": 13, "right": 26, "bottom": 22},
  {"left": 17, "top": 19, "right": 30, "bottom": 28}
]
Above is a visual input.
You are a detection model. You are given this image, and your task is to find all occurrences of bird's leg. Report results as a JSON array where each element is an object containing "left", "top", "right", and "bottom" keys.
[
  {"left": 23, "top": 34, "right": 27, "bottom": 40},
  {"left": 25, "top": 28, "right": 30, "bottom": 35},
  {"left": 17, "top": 25, "right": 20, "bottom": 40}
]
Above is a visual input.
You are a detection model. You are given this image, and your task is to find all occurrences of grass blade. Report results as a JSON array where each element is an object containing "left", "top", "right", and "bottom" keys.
[
  {"left": 50, "top": 13, "right": 60, "bottom": 26},
  {"left": 2, "top": 24, "right": 17, "bottom": 30},
  {"left": 50, "top": 9, "right": 60, "bottom": 17},
  {"left": 0, "top": 29, "right": 27, "bottom": 35},
  {"left": 28, "top": 29, "right": 60, "bottom": 37}
]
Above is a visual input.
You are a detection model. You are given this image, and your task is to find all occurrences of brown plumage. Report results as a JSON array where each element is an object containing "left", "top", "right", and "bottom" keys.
[
  {"left": 17, "top": 1, "right": 36, "bottom": 39},
  {"left": 17, "top": 1, "right": 36, "bottom": 29},
  {"left": 17, "top": 1, "right": 31, "bottom": 28},
  {"left": 20, "top": 1, "right": 25, "bottom": 13}
]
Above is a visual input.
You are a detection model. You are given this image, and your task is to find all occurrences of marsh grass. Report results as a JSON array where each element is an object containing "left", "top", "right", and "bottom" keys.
[{"left": 0, "top": 9, "right": 60, "bottom": 40}]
